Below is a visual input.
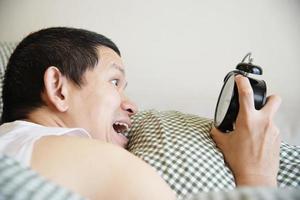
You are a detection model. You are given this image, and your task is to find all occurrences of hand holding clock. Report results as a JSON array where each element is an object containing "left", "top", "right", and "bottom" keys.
[{"left": 211, "top": 75, "right": 282, "bottom": 187}]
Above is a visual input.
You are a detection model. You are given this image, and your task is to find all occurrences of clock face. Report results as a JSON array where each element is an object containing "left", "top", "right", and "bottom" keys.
[{"left": 215, "top": 74, "right": 235, "bottom": 126}]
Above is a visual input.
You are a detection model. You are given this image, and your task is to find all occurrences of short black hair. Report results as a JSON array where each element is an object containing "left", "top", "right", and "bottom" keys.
[{"left": 1, "top": 27, "right": 120, "bottom": 123}]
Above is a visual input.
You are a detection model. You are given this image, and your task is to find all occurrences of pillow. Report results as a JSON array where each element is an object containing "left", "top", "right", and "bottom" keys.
[
  {"left": 187, "top": 187, "right": 300, "bottom": 200},
  {"left": 126, "top": 110, "right": 300, "bottom": 199}
]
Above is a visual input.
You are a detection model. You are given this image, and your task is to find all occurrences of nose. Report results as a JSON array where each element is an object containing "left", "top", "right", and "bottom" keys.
[{"left": 121, "top": 96, "right": 138, "bottom": 116}]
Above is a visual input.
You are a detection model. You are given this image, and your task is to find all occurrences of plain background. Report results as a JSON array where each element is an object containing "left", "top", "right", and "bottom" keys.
[{"left": 0, "top": 0, "right": 299, "bottom": 144}]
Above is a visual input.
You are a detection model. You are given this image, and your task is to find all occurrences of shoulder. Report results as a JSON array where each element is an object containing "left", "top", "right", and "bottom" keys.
[
  {"left": 32, "top": 135, "right": 138, "bottom": 177},
  {"left": 31, "top": 135, "right": 175, "bottom": 200},
  {"left": 31, "top": 135, "right": 139, "bottom": 184}
]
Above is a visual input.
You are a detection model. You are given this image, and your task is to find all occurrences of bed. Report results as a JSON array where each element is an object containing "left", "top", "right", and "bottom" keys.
[{"left": 0, "top": 42, "right": 299, "bottom": 200}]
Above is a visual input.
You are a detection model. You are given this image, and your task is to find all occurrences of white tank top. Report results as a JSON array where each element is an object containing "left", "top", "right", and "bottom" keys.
[{"left": 0, "top": 120, "right": 91, "bottom": 167}]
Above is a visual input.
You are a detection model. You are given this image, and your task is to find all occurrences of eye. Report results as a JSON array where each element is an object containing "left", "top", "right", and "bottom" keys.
[{"left": 111, "top": 79, "right": 119, "bottom": 86}]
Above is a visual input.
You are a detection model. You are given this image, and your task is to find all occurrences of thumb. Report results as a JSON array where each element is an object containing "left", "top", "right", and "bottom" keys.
[{"left": 211, "top": 126, "right": 229, "bottom": 149}]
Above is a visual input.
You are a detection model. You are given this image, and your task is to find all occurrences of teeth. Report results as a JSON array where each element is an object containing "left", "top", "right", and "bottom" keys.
[
  {"left": 113, "top": 122, "right": 129, "bottom": 133},
  {"left": 115, "top": 122, "right": 129, "bottom": 129}
]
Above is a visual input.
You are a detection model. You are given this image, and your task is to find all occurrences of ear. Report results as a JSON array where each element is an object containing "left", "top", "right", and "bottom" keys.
[{"left": 43, "top": 66, "right": 69, "bottom": 112}]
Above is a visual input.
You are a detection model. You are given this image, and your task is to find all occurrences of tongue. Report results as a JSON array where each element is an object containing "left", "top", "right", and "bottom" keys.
[{"left": 112, "top": 131, "right": 129, "bottom": 147}]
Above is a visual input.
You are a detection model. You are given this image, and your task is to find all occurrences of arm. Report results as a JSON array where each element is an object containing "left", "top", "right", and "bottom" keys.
[
  {"left": 0, "top": 155, "right": 85, "bottom": 200},
  {"left": 31, "top": 136, "right": 176, "bottom": 200},
  {"left": 211, "top": 74, "right": 282, "bottom": 186}
]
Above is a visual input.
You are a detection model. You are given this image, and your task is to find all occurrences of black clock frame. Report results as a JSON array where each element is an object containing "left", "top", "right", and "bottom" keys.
[{"left": 214, "top": 53, "right": 267, "bottom": 133}]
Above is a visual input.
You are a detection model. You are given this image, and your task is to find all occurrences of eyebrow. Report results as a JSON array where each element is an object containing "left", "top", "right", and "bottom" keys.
[
  {"left": 111, "top": 63, "right": 125, "bottom": 75},
  {"left": 110, "top": 63, "right": 128, "bottom": 88}
]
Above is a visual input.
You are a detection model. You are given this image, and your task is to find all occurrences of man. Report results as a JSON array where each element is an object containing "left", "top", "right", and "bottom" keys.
[{"left": 0, "top": 27, "right": 281, "bottom": 199}]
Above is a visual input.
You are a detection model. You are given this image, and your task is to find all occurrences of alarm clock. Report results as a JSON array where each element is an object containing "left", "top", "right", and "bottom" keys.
[{"left": 214, "top": 53, "right": 267, "bottom": 133}]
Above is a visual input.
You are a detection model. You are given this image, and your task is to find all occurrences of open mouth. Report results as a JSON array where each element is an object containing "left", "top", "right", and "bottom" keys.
[
  {"left": 113, "top": 121, "right": 129, "bottom": 134},
  {"left": 112, "top": 121, "right": 130, "bottom": 147}
]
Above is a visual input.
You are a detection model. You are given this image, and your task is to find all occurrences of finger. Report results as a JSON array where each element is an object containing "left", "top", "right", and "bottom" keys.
[
  {"left": 235, "top": 75, "right": 255, "bottom": 113},
  {"left": 261, "top": 95, "right": 282, "bottom": 119},
  {"left": 211, "top": 126, "right": 229, "bottom": 149}
]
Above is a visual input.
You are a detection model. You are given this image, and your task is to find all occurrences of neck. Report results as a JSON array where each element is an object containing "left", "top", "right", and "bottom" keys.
[{"left": 26, "top": 107, "right": 68, "bottom": 128}]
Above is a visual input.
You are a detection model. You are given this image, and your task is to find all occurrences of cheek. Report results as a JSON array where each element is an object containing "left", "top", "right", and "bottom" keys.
[
  {"left": 67, "top": 83, "right": 121, "bottom": 138},
  {"left": 104, "top": 91, "right": 122, "bottom": 108},
  {"left": 88, "top": 89, "right": 121, "bottom": 117},
  {"left": 86, "top": 90, "right": 121, "bottom": 138}
]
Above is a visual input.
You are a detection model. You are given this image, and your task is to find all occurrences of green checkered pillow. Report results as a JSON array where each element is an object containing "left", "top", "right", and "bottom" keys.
[{"left": 126, "top": 110, "right": 300, "bottom": 199}]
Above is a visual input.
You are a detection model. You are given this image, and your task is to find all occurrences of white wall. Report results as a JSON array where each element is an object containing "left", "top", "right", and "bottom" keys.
[{"left": 0, "top": 0, "right": 300, "bottom": 144}]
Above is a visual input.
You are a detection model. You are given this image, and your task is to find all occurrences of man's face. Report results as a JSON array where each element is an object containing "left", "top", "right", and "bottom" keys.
[{"left": 67, "top": 46, "right": 137, "bottom": 147}]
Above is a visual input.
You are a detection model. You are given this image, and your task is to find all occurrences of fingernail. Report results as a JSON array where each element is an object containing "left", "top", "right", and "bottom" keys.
[
  {"left": 235, "top": 74, "right": 243, "bottom": 78},
  {"left": 235, "top": 74, "right": 247, "bottom": 81}
]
